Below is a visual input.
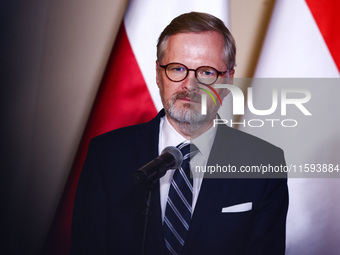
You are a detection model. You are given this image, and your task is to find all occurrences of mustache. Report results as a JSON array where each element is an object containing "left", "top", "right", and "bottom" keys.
[{"left": 173, "top": 91, "right": 201, "bottom": 101}]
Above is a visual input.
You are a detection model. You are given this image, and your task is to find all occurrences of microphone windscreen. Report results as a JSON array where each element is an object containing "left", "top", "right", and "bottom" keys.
[{"left": 161, "top": 146, "right": 183, "bottom": 169}]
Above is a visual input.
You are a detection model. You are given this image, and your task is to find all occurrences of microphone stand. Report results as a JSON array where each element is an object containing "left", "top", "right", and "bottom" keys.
[
  {"left": 135, "top": 147, "right": 182, "bottom": 254},
  {"left": 141, "top": 182, "right": 154, "bottom": 255}
]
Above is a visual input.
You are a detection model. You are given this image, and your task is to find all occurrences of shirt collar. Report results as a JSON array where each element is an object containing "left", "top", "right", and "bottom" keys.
[{"left": 160, "top": 115, "right": 217, "bottom": 161}]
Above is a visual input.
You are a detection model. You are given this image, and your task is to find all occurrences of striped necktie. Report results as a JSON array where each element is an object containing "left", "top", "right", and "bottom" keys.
[{"left": 163, "top": 143, "right": 199, "bottom": 255}]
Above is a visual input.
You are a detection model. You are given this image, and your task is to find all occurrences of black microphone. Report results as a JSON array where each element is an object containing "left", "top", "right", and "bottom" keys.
[{"left": 132, "top": 146, "right": 183, "bottom": 186}]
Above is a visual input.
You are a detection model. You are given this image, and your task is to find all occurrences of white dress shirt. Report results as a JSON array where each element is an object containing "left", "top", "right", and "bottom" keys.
[{"left": 158, "top": 115, "right": 217, "bottom": 221}]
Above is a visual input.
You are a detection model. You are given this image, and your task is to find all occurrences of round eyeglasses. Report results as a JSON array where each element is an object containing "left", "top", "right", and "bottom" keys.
[{"left": 159, "top": 62, "right": 228, "bottom": 85}]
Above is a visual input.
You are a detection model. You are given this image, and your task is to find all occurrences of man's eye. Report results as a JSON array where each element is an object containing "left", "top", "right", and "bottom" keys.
[
  {"left": 203, "top": 70, "right": 214, "bottom": 76},
  {"left": 200, "top": 68, "right": 215, "bottom": 76},
  {"left": 171, "top": 67, "right": 185, "bottom": 72}
]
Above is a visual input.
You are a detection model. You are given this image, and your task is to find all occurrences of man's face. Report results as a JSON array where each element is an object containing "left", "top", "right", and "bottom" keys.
[{"left": 156, "top": 31, "right": 233, "bottom": 128}]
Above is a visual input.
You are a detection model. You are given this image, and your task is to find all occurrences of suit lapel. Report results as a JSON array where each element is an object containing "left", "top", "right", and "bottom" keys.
[
  {"left": 134, "top": 110, "right": 168, "bottom": 254},
  {"left": 184, "top": 124, "right": 237, "bottom": 248},
  {"left": 184, "top": 178, "right": 222, "bottom": 248}
]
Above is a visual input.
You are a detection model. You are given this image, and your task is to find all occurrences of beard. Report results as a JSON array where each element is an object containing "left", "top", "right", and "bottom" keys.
[{"left": 162, "top": 90, "right": 221, "bottom": 133}]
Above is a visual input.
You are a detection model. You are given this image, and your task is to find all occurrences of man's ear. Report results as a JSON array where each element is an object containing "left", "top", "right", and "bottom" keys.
[
  {"left": 156, "top": 60, "right": 160, "bottom": 88},
  {"left": 220, "top": 69, "right": 235, "bottom": 98},
  {"left": 228, "top": 69, "right": 235, "bottom": 85}
]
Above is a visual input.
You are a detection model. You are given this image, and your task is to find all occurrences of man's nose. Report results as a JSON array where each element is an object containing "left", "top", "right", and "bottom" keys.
[{"left": 182, "top": 70, "right": 199, "bottom": 91}]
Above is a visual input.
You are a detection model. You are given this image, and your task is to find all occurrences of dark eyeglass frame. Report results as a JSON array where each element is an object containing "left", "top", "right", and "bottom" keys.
[{"left": 159, "top": 62, "right": 228, "bottom": 85}]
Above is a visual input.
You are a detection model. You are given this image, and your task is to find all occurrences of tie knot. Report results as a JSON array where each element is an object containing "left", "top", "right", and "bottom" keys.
[{"left": 177, "top": 142, "right": 199, "bottom": 161}]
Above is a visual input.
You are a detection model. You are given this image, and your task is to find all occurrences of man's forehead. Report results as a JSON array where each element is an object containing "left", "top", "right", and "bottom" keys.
[
  {"left": 165, "top": 31, "right": 225, "bottom": 53},
  {"left": 162, "top": 31, "right": 226, "bottom": 68},
  {"left": 167, "top": 31, "right": 223, "bottom": 42}
]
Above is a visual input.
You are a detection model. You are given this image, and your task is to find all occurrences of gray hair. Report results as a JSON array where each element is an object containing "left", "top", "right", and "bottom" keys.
[{"left": 157, "top": 12, "right": 236, "bottom": 70}]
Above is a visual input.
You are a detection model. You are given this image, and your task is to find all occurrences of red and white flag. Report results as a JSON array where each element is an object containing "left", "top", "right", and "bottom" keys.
[
  {"left": 44, "top": 1, "right": 229, "bottom": 254},
  {"left": 243, "top": 0, "right": 340, "bottom": 254}
]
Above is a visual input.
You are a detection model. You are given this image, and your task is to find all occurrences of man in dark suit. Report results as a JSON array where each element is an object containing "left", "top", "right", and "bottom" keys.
[{"left": 71, "top": 12, "right": 288, "bottom": 255}]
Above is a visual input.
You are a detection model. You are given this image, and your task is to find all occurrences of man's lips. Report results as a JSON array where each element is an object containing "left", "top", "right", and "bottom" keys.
[
  {"left": 178, "top": 97, "right": 200, "bottom": 103},
  {"left": 174, "top": 91, "right": 201, "bottom": 103}
]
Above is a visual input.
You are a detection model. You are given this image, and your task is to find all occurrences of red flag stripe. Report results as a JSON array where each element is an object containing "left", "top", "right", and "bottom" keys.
[
  {"left": 43, "top": 23, "right": 157, "bottom": 255},
  {"left": 306, "top": 0, "right": 340, "bottom": 72}
]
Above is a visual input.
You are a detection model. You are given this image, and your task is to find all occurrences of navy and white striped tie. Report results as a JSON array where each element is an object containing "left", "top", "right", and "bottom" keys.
[{"left": 163, "top": 143, "right": 199, "bottom": 255}]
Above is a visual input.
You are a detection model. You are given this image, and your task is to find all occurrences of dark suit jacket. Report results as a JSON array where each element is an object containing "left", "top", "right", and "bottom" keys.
[{"left": 71, "top": 110, "right": 288, "bottom": 255}]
